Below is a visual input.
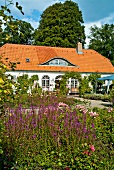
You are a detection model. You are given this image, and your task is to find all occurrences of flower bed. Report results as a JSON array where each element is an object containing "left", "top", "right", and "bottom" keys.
[{"left": 1, "top": 94, "right": 114, "bottom": 169}]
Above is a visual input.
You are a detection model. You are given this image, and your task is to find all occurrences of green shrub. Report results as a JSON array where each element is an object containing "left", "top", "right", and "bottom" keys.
[
  {"left": 110, "top": 86, "right": 114, "bottom": 106},
  {"left": 83, "top": 94, "right": 111, "bottom": 102}
]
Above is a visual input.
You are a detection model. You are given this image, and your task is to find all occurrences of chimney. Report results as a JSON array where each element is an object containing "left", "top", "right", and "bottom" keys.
[{"left": 76, "top": 42, "right": 83, "bottom": 54}]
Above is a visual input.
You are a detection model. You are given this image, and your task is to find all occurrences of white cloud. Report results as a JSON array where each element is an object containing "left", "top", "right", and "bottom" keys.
[
  {"left": 84, "top": 13, "right": 114, "bottom": 48},
  {"left": 22, "top": 18, "right": 39, "bottom": 29},
  {"left": 1, "top": 0, "right": 64, "bottom": 18}
]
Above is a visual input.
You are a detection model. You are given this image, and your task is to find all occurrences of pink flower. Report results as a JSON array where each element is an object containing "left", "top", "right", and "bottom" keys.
[
  {"left": 89, "top": 111, "right": 98, "bottom": 118},
  {"left": 58, "top": 102, "right": 69, "bottom": 107},
  {"left": 107, "top": 107, "right": 113, "bottom": 112},
  {"left": 89, "top": 145, "right": 95, "bottom": 152}
]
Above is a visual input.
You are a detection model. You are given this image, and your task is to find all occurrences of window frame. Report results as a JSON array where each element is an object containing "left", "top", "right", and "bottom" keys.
[{"left": 42, "top": 75, "right": 50, "bottom": 89}]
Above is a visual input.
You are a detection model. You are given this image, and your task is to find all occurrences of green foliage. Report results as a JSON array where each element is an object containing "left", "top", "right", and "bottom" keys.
[
  {"left": 0, "top": 0, "right": 24, "bottom": 46},
  {"left": 13, "top": 74, "right": 41, "bottom": 107},
  {"left": 2, "top": 20, "right": 34, "bottom": 45},
  {"left": 79, "top": 76, "right": 92, "bottom": 97},
  {"left": 59, "top": 72, "right": 81, "bottom": 95},
  {"left": 0, "top": 59, "right": 15, "bottom": 113},
  {"left": 110, "top": 85, "right": 114, "bottom": 106},
  {"left": 88, "top": 73, "right": 102, "bottom": 93},
  {"left": 88, "top": 24, "right": 114, "bottom": 65},
  {"left": 83, "top": 93, "right": 111, "bottom": 102},
  {"left": 33, "top": 0, "right": 85, "bottom": 47},
  {"left": 92, "top": 107, "right": 114, "bottom": 169},
  {"left": 16, "top": 74, "right": 30, "bottom": 94}
]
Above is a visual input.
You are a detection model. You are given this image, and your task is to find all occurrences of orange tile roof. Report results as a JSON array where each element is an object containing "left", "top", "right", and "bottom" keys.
[{"left": 0, "top": 43, "right": 114, "bottom": 73}]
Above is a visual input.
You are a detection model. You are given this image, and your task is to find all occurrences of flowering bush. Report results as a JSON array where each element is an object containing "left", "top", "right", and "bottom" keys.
[{"left": 1, "top": 94, "right": 114, "bottom": 169}]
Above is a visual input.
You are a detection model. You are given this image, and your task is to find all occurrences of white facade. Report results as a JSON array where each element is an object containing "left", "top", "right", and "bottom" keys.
[{"left": 6, "top": 70, "right": 113, "bottom": 93}]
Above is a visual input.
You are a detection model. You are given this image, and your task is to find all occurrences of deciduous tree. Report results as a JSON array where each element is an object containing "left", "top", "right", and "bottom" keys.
[
  {"left": 34, "top": 0, "right": 85, "bottom": 48},
  {"left": 2, "top": 20, "right": 34, "bottom": 45},
  {"left": 88, "top": 24, "right": 114, "bottom": 65}
]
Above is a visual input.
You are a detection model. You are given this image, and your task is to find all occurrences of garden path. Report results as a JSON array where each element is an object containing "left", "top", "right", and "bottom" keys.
[{"left": 68, "top": 95, "right": 112, "bottom": 109}]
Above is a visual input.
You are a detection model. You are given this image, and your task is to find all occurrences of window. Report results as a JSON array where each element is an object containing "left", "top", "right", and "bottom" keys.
[
  {"left": 49, "top": 59, "right": 69, "bottom": 66},
  {"left": 59, "top": 59, "right": 68, "bottom": 66},
  {"left": 42, "top": 75, "right": 50, "bottom": 89},
  {"left": 71, "top": 79, "right": 78, "bottom": 88},
  {"left": 26, "top": 58, "right": 30, "bottom": 62}
]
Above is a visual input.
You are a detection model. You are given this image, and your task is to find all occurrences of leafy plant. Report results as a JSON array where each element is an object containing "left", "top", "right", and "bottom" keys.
[
  {"left": 59, "top": 72, "right": 81, "bottom": 95},
  {"left": 88, "top": 24, "right": 114, "bottom": 65},
  {"left": 110, "top": 85, "right": 114, "bottom": 106},
  {"left": 88, "top": 73, "right": 102, "bottom": 93},
  {"left": 79, "top": 76, "right": 92, "bottom": 97}
]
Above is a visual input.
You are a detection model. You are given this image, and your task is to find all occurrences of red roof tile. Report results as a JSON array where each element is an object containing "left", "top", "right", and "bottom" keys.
[{"left": 0, "top": 43, "right": 114, "bottom": 73}]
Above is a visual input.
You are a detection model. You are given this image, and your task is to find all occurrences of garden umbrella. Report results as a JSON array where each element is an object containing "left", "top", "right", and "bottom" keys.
[
  {"left": 97, "top": 75, "right": 114, "bottom": 81},
  {"left": 97, "top": 75, "right": 114, "bottom": 93}
]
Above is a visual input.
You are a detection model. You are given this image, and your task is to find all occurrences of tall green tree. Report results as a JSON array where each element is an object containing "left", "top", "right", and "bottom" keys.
[
  {"left": 2, "top": 20, "right": 34, "bottom": 45},
  {"left": 88, "top": 24, "right": 114, "bottom": 65},
  {"left": 34, "top": 0, "right": 85, "bottom": 48},
  {"left": 0, "top": 0, "right": 24, "bottom": 45}
]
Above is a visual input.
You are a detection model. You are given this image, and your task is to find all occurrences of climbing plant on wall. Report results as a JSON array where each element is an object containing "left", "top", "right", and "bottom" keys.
[{"left": 59, "top": 72, "right": 81, "bottom": 95}]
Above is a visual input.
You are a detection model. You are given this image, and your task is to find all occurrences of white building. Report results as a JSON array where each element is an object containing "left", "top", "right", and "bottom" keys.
[{"left": 0, "top": 43, "right": 114, "bottom": 93}]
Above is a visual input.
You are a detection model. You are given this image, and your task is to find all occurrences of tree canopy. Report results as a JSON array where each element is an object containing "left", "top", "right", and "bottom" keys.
[
  {"left": 88, "top": 24, "right": 114, "bottom": 65},
  {"left": 1, "top": 20, "right": 34, "bottom": 45},
  {"left": 33, "top": 0, "right": 86, "bottom": 48},
  {"left": 0, "top": 0, "right": 25, "bottom": 46}
]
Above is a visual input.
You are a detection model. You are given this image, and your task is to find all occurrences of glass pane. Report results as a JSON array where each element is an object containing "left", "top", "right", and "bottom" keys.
[
  {"left": 42, "top": 80, "right": 45, "bottom": 87},
  {"left": 59, "top": 59, "right": 68, "bottom": 66},
  {"left": 71, "top": 79, "right": 74, "bottom": 88},
  {"left": 74, "top": 80, "right": 78, "bottom": 88},
  {"left": 46, "top": 80, "right": 49, "bottom": 87},
  {"left": 71, "top": 79, "right": 78, "bottom": 88}
]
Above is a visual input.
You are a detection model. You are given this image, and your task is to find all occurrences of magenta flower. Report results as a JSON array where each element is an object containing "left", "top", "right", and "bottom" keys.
[{"left": 89, "top": 145, "right": 95, "bottom": 152}]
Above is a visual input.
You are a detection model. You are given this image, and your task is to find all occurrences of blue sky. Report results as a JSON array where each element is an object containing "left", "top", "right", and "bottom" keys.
[{"left": 1, "top": 0, "right": 114, "bottom": 47}]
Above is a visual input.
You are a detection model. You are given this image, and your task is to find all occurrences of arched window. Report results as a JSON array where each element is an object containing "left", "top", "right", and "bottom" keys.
[
  {"left": 42, "top": 75, "right": 50, "bottom": 90},
  {"left": 49, "top": 59, "right": 69, "bottom": 66}
]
